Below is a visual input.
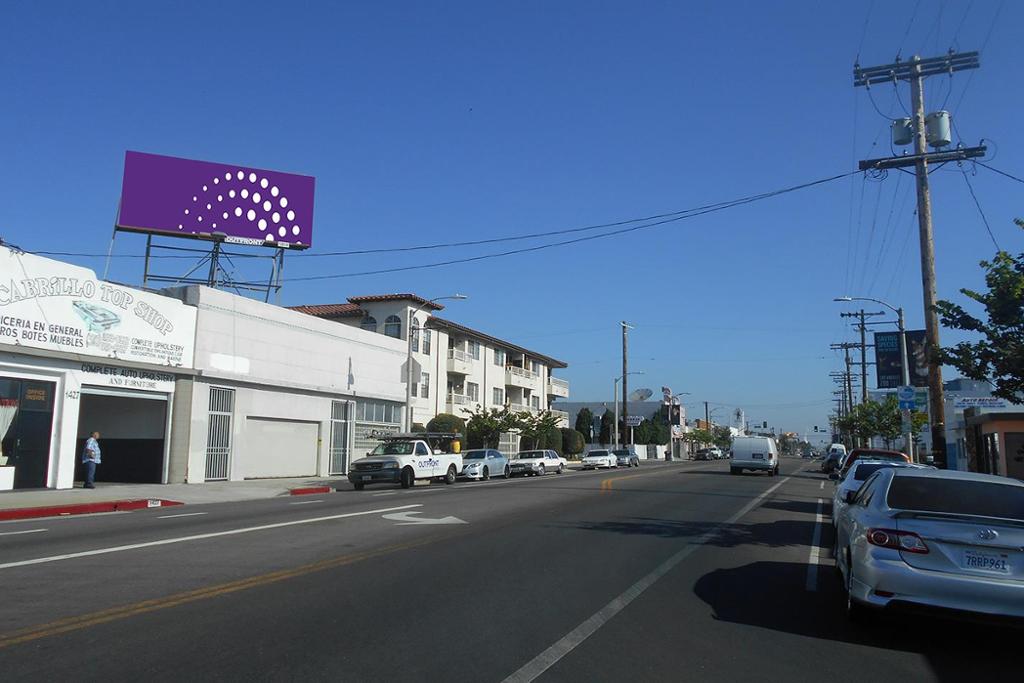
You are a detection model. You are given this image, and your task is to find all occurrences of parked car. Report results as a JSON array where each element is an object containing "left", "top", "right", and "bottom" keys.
[
  {"left": 730, "top": 436, "right": 779, "bottom": 476},
  {"left": 613, "top": 449, "right": 640, "bottom": 468},
  {"left": 709, "top": 447, "right": 724, "bottom": 460},
  {"left": 582, "top": 449, "right": 616, "bottom": 469},
  {"left": 459, "top": 448, "right": 510, "bottom": 480},
  {"left": 821, "top": 451, "right": 846, "bottom": 474},
  {"left": 830, "top": 459, "right": 928, "bottom": 529},
  {"left": 509, "top": 449, "right": 564, "bottom": 476},
  {"left": 838, "top": 447, "right": 911, "bottom": 478},
  {"left": 834, "top": 467, "right": 1024, "bottom": 622},
  {"left": 694, "top": 448, "right": 713, "bottom": 461}
]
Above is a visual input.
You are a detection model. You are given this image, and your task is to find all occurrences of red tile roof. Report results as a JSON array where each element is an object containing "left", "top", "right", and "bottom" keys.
[
  {"left": 288, "top": 303, "right": 364, "bottom": 318},
  {"left": 346, "top": 294, "right": 446, "bottom": 310}
]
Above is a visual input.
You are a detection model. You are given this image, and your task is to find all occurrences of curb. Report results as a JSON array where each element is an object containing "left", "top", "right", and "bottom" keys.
[
  {"left": 0, "top": 499, "right": 184, "bottom": 522},
  {"left": 289, "top": 486, "right": 334, "bottom": 496}
]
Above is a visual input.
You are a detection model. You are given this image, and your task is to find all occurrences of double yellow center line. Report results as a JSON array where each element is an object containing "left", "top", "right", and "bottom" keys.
[{"left": 599, "top": 472, "right": 649, "bottom": 494}]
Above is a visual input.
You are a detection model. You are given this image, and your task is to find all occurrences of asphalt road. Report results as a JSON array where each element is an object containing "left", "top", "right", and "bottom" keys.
[{"left": 0, "top": 458, "right": 1017, "bottom": 682}]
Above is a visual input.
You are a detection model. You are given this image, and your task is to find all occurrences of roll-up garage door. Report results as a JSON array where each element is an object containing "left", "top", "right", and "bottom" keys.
[{"left": 241, "top": 418, "right": 318, "bottom": 479}]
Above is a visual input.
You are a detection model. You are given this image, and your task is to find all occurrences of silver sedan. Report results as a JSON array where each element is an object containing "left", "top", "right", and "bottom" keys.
[
  {"left": 458, "top": 449, "right": 510, "bottom": 480},
  {"left": 835, "top": 467, "right": 1024, "bottom": 622}
]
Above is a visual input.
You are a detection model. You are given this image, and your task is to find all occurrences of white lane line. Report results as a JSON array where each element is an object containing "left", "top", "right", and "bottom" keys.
[
  {"left": 372, "top": 492, "right": 397, "bottom": 497},
  {"left": 0, "top": 528, "right": 48, "bottom": 537},
  {"left": 156, "top": 512, "right": 208, "bottom": 519},
  {"left": 805, "top": 498, "right": 825, "bottom": 591},
  {"left": 289, "top": 500, "right": 323, "bottom": 505},
  {"left": 820, "top": 481, "right": 824, "bottom": 490},
  {"left": 0, "top": 504, "right": 423, "bottom": 571},
  {"left": 503, "top": 476, "right": 792, "bottom": 683}
]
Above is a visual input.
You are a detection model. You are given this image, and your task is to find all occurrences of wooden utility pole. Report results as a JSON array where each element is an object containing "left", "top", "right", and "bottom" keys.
[
  {"left": 854, "top": 51, "right": 984, "bottom": 468},
  {"left": 841, "top": 309, "right": 883, "bottom": 404}
]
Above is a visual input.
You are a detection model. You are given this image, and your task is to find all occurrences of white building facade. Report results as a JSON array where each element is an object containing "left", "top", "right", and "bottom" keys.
[{"left": 291, "top": 294, "right": 569, "bottom": 453}]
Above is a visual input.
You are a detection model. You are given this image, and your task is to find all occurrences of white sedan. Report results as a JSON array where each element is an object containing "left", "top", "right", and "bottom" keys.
[
  {"left": 509, "top": 449, "right": 564, "bottom": 476},
  {"left": 459, "top": 449, "right": 510, "bottom": 480},
  {"left": 581, "top": 449, "right": 616, "bottom": 469}
]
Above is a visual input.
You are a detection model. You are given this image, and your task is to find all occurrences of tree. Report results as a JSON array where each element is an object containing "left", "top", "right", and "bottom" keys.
[
  {"left": 574, "top": 408, "right": 594, "bottom": 443},
  {"left": 518, "top": 411, "right": 563, "bottom": 450},
  {"left": 561, "top": 428, "right": 585, "bottom": 458},
  {"left": 687, "top": 429, "right": 714, "bottom": 448},
  {"left": 712, "top": 425, "right": 733, "bottom": 450},
  {"left": 599, "top": 409, "right": 614, "bottom": 444},
  {"left": 936, "top": 220, "right": 1024, "bottom": 402},
  {"left": 426, "top": 413, "right": 465, "bottom": 436},
  {"left": 835, "top": 396, "right": 928, "bottom": 449},
  {"left": 462, "top": 406, "right": 515, "bottom": 449}
]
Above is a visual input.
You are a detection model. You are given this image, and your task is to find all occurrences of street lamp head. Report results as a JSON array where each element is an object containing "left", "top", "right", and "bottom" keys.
[
  {"left": 451, "top": 294, "right": 468, "bottom": 300},
  {"left": 833, "top": 296, "right": 853, "bottom": 302}
]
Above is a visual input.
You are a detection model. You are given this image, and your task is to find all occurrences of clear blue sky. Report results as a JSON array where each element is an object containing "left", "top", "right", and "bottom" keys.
[{"left": 2, "top": 1, "right": 1021, "bottom": 441}]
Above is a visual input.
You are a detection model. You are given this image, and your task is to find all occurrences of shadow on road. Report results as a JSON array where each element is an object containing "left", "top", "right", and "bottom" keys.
[
  {"left": 694, "top": 560, "right": 1018, "bottom": 679},
  {"left": 562, "top": 517, "right": 818, "bottom": 549},
  {"left": 759, "top": 499, "right": 823, "bottom": 515}
]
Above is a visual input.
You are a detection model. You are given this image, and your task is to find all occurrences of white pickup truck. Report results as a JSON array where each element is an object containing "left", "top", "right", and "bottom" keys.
[{"left": 347, "top": 433, "right": 464, "bottom": 490}]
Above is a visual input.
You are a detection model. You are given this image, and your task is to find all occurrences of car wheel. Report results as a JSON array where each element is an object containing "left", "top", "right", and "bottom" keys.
[
  {"left": 538, "top": 465, "right": 545, "bottom": 476},
  {"left": 504, "top": 465, "right": 511, "bottom": 478},
  {"left": 844, "top": 550, "right": 869, "bottom": 624},
  {"left": 353, "top": 482, "right": 365, "bottom": 491},
  {"left": 730, "top": 467, "right": 739, "bottom": 475},
  {"left": 400, "top": 467, "right": 415, "bottom": 489},
  {"left": 557, "top": 464, "right": 564, "bottom": 474},
  {"left": 482, "top": 466, "right": 490, "bottom": 481},
  {"left": 444, "top": 465, "right": 457, "bottom": 485}
]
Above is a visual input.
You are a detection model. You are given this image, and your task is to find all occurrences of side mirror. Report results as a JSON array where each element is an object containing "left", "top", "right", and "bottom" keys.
[
  {"left": 844, "top": 490, "right": 858, "bottom": 504},
  {"left": 828, "top": 472, "right": 839, "bottom": 481}
]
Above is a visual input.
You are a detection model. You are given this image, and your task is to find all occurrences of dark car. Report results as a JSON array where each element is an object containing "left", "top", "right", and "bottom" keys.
[
  {"left": 838, "top": 448, "right": 910, "bottom": 478},
  {"left": 694, "top": 448, "right": 713, "bottom": 461}
]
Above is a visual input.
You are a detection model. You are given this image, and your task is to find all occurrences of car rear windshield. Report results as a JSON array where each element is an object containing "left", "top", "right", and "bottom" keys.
[
  {"left": 853, "top": 463, "right": 893, "bottom": 481},
  {"left": 588, "top": 451, "right": 609, "bottom": 457},
  {"left": 516, "top": 451, "right": 543, "bottom": 459},
  {"left": 887, "top": 477, "right": 1024, "bottom": 520}
]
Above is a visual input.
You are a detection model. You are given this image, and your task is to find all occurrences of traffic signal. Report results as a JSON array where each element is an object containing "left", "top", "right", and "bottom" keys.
[{"left": 762, "top": 421, "right": 768, "bottom": 429}]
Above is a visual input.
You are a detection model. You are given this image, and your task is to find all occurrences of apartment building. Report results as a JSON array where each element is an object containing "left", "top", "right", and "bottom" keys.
[{"left": 291, "top": 294, "right": 570, "bottom": 452}]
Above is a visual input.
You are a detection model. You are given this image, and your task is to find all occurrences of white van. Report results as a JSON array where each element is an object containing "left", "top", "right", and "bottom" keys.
[{"left": 730, "top": 436, "right": 779, "bottom": 476}]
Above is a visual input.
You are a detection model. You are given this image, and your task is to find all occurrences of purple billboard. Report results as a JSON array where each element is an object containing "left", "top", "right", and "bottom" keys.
[{"left": 117, "top": 151, "right": 315, "bottom": 249}]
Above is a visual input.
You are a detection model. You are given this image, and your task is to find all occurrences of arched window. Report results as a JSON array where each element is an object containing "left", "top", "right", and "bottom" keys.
[
  {"left": 384, "top": 315, "right": 402, "bottom": 339},
  {"left": 360, "top": 316, "right": 377, "bottom": 332}
]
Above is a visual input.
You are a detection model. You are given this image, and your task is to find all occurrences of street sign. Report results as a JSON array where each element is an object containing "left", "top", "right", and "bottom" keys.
[
  {"left": 897, "top": 385, "right": 915, "bottom": 410},
  {"left": 625, "top": 415, "right": 643, "bottom": 427}
]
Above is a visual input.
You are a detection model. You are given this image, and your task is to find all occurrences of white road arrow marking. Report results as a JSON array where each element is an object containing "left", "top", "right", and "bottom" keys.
[{"left": 381, "top": 511, "right": 467, "bottom": 526}]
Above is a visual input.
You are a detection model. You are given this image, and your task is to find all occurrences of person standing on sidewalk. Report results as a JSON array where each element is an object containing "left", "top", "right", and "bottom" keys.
[{"left": 82, "top": 431, "right": 101, "bottom": 489}]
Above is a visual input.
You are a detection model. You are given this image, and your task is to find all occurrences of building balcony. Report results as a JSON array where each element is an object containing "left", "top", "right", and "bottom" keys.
[
  {"left": 550, "top": 409, "right": 570, "bottom": 427},
  {"left": 547, "top": 377, "right": 569, "bottom": 398},
  {"left": 508, "top": 402, "right": 538, "bottom": 415},
  {"left": 446, "top": 348, "right": 473, "bottom": 375},
  {"left": 505, "top": 365, "right": 539, "bottom": 390},
  {"left": 446, "top": 393, "right": 471, "bottom": 413}
]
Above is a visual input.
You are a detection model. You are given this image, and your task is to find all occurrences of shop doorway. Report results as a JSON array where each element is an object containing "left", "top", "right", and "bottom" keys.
[
  {"left": 0, "top": 378, "right": 57, "bottom": 489},
  {"left": 75, "top": 389, "right": 169, "bottom": 484}
]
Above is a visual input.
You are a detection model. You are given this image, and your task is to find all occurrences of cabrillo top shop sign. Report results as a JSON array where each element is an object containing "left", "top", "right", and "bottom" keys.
[{"left": 0, "top": 248, "right": 196, "bottom": 367}]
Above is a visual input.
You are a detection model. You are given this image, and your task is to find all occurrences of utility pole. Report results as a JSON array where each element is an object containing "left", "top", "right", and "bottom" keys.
[
  {"left": 840, "top": 309, "right": 883, "bottom": 404},
  {"left": 704, "top": 401, "right": 710, "bottom": 431},
  {"left": 621, "top": 321, "right": 631, "bottom": 447},
  {"left": 854, "top": 51, "right": 984, "bottom": 468}
]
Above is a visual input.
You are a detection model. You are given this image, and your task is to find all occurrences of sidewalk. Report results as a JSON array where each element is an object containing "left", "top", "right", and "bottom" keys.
[{"left": 0, "top": 476, "right": 351, "bottom": 520}]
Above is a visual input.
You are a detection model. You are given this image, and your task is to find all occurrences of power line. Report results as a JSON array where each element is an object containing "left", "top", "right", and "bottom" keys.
[
  {"left": 950, "top": 0, "right": 1004, "bottom": 116},
  {"left": 975, "top": 160, "right": 1024, "bottom": 185},
  {"left": 960, "top": 166, "right": 1001, "bottom": 251},
  {"left": 283, "top": 170, "right": 859, "bottom": 282},
  {"left": 896, "top": 0, "right": 923, "bottom": 60}
]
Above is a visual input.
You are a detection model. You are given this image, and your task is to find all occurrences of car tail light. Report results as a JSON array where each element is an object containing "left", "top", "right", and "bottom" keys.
[{"left": 866, "top": 528, "right": 929, "bottom": 554}]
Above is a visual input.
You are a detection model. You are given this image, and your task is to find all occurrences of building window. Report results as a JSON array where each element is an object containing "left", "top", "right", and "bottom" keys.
[
  {"left": 423, "top": 329, "right": 432, "bottom": 355},
  {"left": 360, "top": 316, "right": 377, "bottom": 332},
  {"left": 356, "top": 399, "right": 402, "bottom": 424},
  {"left": 531, "top": 395, "right": 540, "bottom": 409},
  {"left": 384, "top": 315, "right": 402, "bottom": 339},
  {"left": 468, "top": 340, "right": 480, "bottom": 360},
  {"left": 466, "top": 382, "right": 479, "bottom": 403},
  {"left": 531, "top": 360, "right": 541, "bottom": 374},
  {"left": 493, "top": 387, "right": 504, "bottom": 405},
  {"left": 421, "top": 372, "right": 430, "bottom": 399},
  {"left": 411, "top": 317, "right": 420, "bottom": 352},
  {"left": 494, "top": 348, "right": 505, "bottom": 366}
]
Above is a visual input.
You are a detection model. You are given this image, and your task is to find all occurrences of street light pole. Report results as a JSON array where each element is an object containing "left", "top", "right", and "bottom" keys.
[
  {"left": 613, "top": 370, "right": 643, "bottom": 449},
  {"left": 406, "top": 294, "right": 467, "bottom": 431}
]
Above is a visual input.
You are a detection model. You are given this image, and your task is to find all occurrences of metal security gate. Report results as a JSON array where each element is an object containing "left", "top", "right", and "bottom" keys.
[
  {"left": 329, "top": 400, "right": 354, "bottom": 475},
  {"left": 205, "top": 387, "right": 235, "bottom": 481}
]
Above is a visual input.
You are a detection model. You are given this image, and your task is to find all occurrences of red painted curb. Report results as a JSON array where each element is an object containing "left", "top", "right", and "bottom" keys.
[
  {"left": 289, "top": 486, "right": 333, "bottom": 496},
  {"left": 0, "top": 499, "right": 184, "bottom": 522}
]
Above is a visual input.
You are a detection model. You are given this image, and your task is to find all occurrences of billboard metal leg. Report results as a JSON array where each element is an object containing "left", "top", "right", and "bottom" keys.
[{"left": 142, "top": 235, "right": 152, "bottom": 289}]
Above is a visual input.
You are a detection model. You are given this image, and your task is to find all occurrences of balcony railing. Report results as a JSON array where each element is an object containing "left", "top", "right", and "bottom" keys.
[
  {"left": 546, "top": 377, "right": 569, "bottom": 397},
  {"left": 448, "top": 349, "right": 471, "bottom": 362},
  {"left": 506, "top": 365, "right": 538, "bottom": 380},
  {"left": 550, "top": 409, "right": 570, "bottom": 425},
  {"left": 447, "top": 393, "right": 470, "bottom": 406},
  {"left": 508, "top": 402, "right": 538, "bottom": 414}
]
